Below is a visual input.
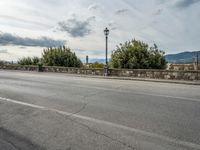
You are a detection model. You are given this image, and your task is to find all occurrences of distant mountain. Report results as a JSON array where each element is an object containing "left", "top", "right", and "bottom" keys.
[
  {"left": 81, "top": 58, "right": 106, "bottom": 64},
  {"left": 81, "top": 51, "right": 200, "bottom": 64},
  {"left": 89, "top": 59, "right": 106, "bottom": 64},
  {"left": 165, "top": 51, "right": 200, "bottom": 64}
]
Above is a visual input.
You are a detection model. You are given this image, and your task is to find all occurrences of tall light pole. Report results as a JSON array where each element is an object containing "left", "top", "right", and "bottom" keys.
[
  {"left": 197, "top": 51, "right": 199, "bottom": 80},
  {"left": 104, "top": 27, "right": 109, "bottom": 76},
  {"left": 197, "top": 51, "right": 199, "bottom": 70},
  {"left": 104, "top": 27, "right": 109, "bottom": 66},
  {"left": 86, "top": 55, "right": 89, "bottom": 65}
]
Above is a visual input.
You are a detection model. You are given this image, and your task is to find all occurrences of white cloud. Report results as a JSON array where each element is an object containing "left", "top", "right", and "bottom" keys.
[
  {"left": 88, "top": 4, "right": 101, "bottom": 11},
  {"left": 0, "top": 49, "right": 8, "bottom": 54},
  {"left": 57, "top": 15, "right": 96, "bottom": 37},
  {"left": 0, "top": 0, "right": 200, "bottom": 61},
  {"left": 174, "top": 0, "right": 200, "bottom": 8},
  {"left": 0, "top": 32, "right": 66, "bottom": 47},
  {"left": 115, "top": 9, "right": 129, "bottom": 15}
]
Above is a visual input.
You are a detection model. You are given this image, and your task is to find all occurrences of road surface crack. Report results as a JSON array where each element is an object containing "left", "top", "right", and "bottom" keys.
[
  {"left": 68, "top": 117, "right": 135, "bottom": 150},
  {"left": 4, "top": 140, "right": 22, "bottom": 150},
  {"left": 68, "top": 91, "right": 105, "bottom": 117},
  {"left": 0, "top": 91, "right": 135, "bottom": 149},
  {"left": 68, "top": 101, "right": 90, "bottom": 118},
  {"left": 55, "top": 91, "right": 135, "bottom": 149}
]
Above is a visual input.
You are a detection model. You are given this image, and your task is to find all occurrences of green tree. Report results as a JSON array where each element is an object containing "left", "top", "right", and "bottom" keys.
[
  {"left": 110, "top": 39, "right": 166, "bottom": 69},
  {"left": 32, "top": 57, "right": 40, "bottom": 65},
  {"left": 90, "top": 62, "right": 104, "bottom": 68},
  {"left": 18, "top": 57, "right": 40, "bottom": 65},
  {"left": 42, "top": 46, "right": 82, "bottom": 67},
  {"left": 148, "top": 44, "right": 166, "bottom": 69},
  {"left": 0, "top": 60, "right": 5, "bottom": 65},
  {"left": 18, "top": 57, "right": 32, "bottom": 65}
]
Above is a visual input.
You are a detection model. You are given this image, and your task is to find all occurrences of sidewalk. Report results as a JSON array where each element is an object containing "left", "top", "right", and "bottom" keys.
[
  {"left": 1, "top": 69, "right": 200, "bottom": 85},
  {"left": 65, "top": 74, "right": 200, "bottom": 85}
]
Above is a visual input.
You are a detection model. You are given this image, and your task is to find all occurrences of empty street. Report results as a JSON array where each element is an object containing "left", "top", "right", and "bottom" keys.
[{"left": 0, "top": 70, "right": 200, "bottom": 150}]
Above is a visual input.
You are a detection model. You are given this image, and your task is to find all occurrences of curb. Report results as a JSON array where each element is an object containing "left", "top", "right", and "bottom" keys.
[
  {"left": 1, "top": 70, "right": 200, "bottom": 85},
  {"left": 63, "top": 74, "right": 200, "bottom": 85}
]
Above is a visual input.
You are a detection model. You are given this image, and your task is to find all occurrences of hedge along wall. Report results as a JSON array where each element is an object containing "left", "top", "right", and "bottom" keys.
[{"left": 0, "top": 65, "right": 200, "bottom": 81}]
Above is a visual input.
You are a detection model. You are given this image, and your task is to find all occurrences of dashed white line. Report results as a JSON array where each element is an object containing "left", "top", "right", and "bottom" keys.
[{"left": 0, "top": 96, "right": 200, "bottom": 149}]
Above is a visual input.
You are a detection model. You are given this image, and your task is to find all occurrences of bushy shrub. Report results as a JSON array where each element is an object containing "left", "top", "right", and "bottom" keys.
[
  {"left": 110, "top": 39, "right": 167, "bottom": 69},
  {"left": 42, "top": 46, "right": 82, "bottom": 68}
]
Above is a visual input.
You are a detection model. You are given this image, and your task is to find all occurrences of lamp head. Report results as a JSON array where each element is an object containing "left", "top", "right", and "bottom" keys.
[{"left": 104, "top": 27, "right": 109, "bottom": 36}]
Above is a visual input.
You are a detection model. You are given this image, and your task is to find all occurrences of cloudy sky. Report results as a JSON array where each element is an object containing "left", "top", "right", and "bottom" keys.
[{"left": 0, "top": 0, "right": 200, "bottom": 61}]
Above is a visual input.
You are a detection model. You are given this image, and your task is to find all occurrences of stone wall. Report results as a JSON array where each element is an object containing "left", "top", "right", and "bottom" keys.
[
  {"left": 43, "top": 66, "right": 103, "bottom": 76},
  {"left": 109, "top": 69, "right": 200, "bottom": 80},
  {"left": 0, "top": 65, "right": 37, "bottom": 71},
  {"left": 167, "top": 64, "right": 199, "bottom": 71},
  {"left": 1, "top": 65, "right": 200, "bottom": 81}
]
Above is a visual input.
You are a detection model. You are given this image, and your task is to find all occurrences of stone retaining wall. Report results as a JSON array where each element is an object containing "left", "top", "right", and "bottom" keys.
[
  {"left": 1, "top": 65, "right": 200, "bottom": 81},
  {"left": 109, "top": 69, "right": 200, "bottom": 80}
]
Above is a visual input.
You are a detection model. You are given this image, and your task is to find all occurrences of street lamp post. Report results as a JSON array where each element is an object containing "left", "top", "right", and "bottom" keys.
[
  {"left": 86, "top": 55, "right": 89, "bottom": 65},
  {"left": 197, "top": 52, "right": 199, "bottom": 80},
  {"left": 197, "top": 52, "right": 199, "bottom": 70},
  {"left": 104, "top": 27, "right": 109, "bottom": 76}
]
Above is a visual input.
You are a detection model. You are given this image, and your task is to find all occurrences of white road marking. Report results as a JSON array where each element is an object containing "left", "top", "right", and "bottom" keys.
[{"left": 0, "top": 96, "right": 200, "bottom": 149}]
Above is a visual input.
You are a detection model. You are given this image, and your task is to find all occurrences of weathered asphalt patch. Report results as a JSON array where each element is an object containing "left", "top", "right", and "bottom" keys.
[
  {"left": 0, "top": 96, "right": 200, "bottom": 150},
  {"left": 0, "top": 127, "right": 44, "bottom": 150}
]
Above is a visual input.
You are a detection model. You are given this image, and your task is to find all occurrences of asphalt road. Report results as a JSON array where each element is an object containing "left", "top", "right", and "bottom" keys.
[{"left": 0, "top": 70, "right": 200, "bottom": 150}]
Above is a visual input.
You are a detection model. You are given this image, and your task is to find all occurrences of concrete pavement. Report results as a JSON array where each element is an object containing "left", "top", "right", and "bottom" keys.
[{"left": 0, "top": 70, "right": 200, "bottom": 150}]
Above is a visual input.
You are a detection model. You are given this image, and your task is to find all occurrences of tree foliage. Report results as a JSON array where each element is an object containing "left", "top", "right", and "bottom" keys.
[
  {"left": 110, "top": 39, "right": 167, "bottom": 69},
  {"left": 90, "top": 62, "right": 104, "bottom": 68},
  {"left": 18, "top": 57, "right": 40, "bottom": 65},
  {"left": 42, "top": 46, "right": 82, "bottom": 67},
  {"left": 0, "top": 60, "right": 5, "bottom": 65}
]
